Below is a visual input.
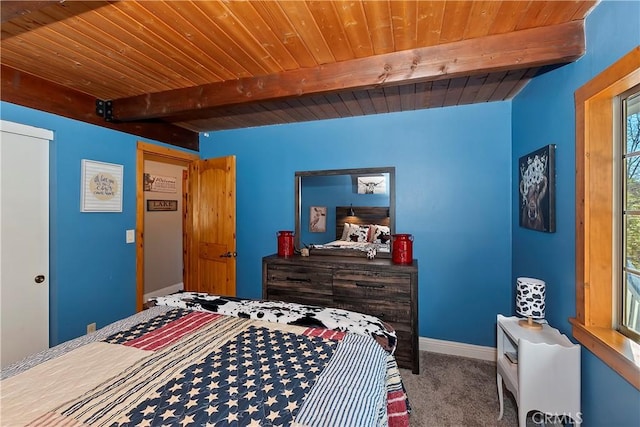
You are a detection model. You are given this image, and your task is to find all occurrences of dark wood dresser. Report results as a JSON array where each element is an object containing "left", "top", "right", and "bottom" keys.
[{"left": 262, "top": 254, "right": 419, "bottom": 374}]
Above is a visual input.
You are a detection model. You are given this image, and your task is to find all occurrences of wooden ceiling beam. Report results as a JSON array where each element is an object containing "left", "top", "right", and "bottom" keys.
[
  {"left": 1, "top": 66, "right": 199, "bottom": 150},
  {"left": 110, "top": 20, "right": 585, "bottom": 122}
]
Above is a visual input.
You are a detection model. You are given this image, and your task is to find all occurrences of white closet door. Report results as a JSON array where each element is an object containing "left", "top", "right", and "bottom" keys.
[{"left": 0, "top": 120, "right": 52, "bottom": 369}]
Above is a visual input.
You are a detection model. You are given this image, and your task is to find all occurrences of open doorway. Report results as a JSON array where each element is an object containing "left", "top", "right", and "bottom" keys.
[
  {"left": 135, "top": 142, "right": 198, "bottom": 311},
  {"left": 142, "top": 160, "right": 187, "bottom": 301}
]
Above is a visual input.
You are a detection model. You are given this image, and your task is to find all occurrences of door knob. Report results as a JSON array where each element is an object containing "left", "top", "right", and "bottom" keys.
[
  {"left": 219, "top": 252, "right": 238, "bottom": 258},
  {"left": 34, "top": 275, "right": 45, "bottom": 284}
]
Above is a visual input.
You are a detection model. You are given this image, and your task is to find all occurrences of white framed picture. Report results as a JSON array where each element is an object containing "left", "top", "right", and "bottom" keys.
[
  {"left": 357, "top": 176, "right": 386, "bottom": 194},
  {"left": 309, "top": 206, "right": 327, "bottom": 232},
  {"left": 81, "top": 159, "right": 123, "bottom": 212}
]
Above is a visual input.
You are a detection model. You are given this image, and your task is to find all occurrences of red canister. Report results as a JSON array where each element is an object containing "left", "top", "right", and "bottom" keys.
[
  {"left": 392, "top": 234, "right": 413, "bottom": 264},
  {"left": 277, "top": 230, "right": 295, "bottom": 257}
]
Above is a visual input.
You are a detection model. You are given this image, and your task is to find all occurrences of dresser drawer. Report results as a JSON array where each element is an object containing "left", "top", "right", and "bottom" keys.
[
  {"left": 265, "top": 264, "right": 332, "bottom": 305},
  {"left": 332, "top": 300, "right": 411, "bottom": 326},
  {"left": 333, "top": 269, "right": 411, "bottom": 302}
]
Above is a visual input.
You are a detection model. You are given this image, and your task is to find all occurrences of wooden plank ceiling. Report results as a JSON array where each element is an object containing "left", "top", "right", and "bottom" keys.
[{"left": 1, "top": 1, "right": 597, "bottom": 150}]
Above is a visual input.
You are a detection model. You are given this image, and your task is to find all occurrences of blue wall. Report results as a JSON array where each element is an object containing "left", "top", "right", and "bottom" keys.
[
  {"left": 512, "top": 0, "right": 640, "bottom": 425},
  {"left": 200, "top": 102, "right": 513, "bottom": 347},
  {"left": 0, "top": 103, "right": 195, "bottom": 345}
]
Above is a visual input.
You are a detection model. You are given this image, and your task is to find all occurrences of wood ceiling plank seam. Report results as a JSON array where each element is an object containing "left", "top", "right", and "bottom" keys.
[
  {"left": 223, "top": 104, "right": 274, "bottom": 128},
  {"left": 0, "top": 1, "right": 63, "bottom": 24},
  {"left": 323, "top": 92, "right": 354, "bottom": 117},
  {"left": 281, "top": 98, "right": 319, "bottom": 122},
  {"left": 26, "top": 14, "right": 187, "bottom": 95},
  {"left": 361, "top": 0, "right": 394, "bottom": 55},
  {"left": 571, "top": 1, "right": 598, "bottom": 21},
  {"left": 503, "top": 67, "right": 539, "bottom": 99},
  {"left": 309, "top": 94, "right": 343, "bottom": 119},
  {"left": 0, "top": 33, "right": 158, "bottom": 99},
  {"left": 494, "top": 68, "right": 536, "bottom": 100},
  {"left": 298, "top": 97, "right": 328, "bottom": 120},
  {"left": 139, "top": 1, "right": 265, "bottom": 78},
  {"left": 428, "top": 79, "right": 451, "bottom": 108},
  {"left": 0, "top": 1, "right": 103, "bottom": 37},
  {"left": 416, "top": 0, "right": 446, "bottom": 47},
  {"left": 248, "top": 1, "right": 317, "bottom": 69},
  {"left": 513, "top": 0, "right": 549, "bottom": 30},
  {"left": 462, "top": 0, "right": 503, "bottom": 39},
  {"left": 337, "top": 91, "right": 365, "bottom": 116},
  {"left": 306, "top": 1, "right": 354, "bottom": 62},
  {"left": 368, "top": 87, "right": 390, "bottom": 114},
  {"left": 276, "top": 1, "right": 336, "bottom": 65},
  {"left": 457, "top": 73, "right": 488, "bottom": 105},
  {"left": 252, "top": 101, "right": 296, "bottom": 124},
  {"left": 438, "top": 1, "right": 473, "bottom": 43},
  {"left": 99, "top": 2, "right": 235, "bottom": 84},
  {"left": 442, "top": 76, "right": 469, "bottom": 106},
  {"left": 473, "top": 71, "right": 508, "bottom": 103},
  {"left": 538, "top": 1, "right": 584, "bottom": 27},
  {"left": 187, "top": 1, "right": 284, "bottom": 74},
  {"left": 80, "top": 3, "right": 234, "bottom": 83},
  {"left": 332, "top": 0, "right": 375, "bottom": 58},
  {"left": 399, "top": 83, "right": 417, "bottom": 112},
  {"left": 220, "top": 1, "right": 301, "bottom": 71},
  {"left": 414, "top": 81, "right": 433, "bottom": 109},
  {"left": 177, "top": 115, "right": 231, "bottom": 132},
  {"left": 353, "top": 90, "right": 377, "bottom": 115},
  {"left": 0, "top": 11, "right": 57, "bottom": 40},
  {"left": 270, "top": 99, "right": 311, "bottom": 123},
  {"left": 199, "top": 111, "right": 246, "bottom": 130},
  {"left": 490, "top": 1, "right": 532, "bottom": 34},
  {"left": 382, "top": 85, "right": 402, "bottom": 112},
  {"left": 491, "top": 68, "right": 531, "bottom": 100},
  {"left": 389, "top": 0, "right": 417, "bottom": 52}
]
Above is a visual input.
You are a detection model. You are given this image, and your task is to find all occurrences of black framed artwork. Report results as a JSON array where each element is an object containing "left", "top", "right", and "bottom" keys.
[{"left": 518, "top": 144, "right": 556, "bottom": 233}]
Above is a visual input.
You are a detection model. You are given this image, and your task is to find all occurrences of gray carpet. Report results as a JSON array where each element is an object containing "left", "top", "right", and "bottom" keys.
[{"left": 399, "top": 351, "right": 524, "bottom": 427}]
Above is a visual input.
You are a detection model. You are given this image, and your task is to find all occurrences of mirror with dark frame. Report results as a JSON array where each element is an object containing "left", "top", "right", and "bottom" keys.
[{"left": 295, "top": 167, "right": 396, "bottom": 258}]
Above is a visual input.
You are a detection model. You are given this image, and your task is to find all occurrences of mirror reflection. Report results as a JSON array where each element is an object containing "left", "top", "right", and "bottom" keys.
[{"left": 295, "top": 167, "right": 395, "bottom": 258}]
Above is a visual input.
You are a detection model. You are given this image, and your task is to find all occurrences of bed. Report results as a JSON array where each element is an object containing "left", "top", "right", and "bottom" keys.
[
  {"left": 1, "top": 292, "right": 410, "bottom": 426},
  {"left": 309, "top": 206, "right": 392, "bottom": 258}
]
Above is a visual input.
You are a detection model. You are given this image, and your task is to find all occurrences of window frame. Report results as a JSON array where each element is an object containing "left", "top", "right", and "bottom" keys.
[
  {"left": 572, "top": 46, "right": 640, "bottom": 390},
  {"left": 620, "top": 86, "right": 640, "bottom": 343}
]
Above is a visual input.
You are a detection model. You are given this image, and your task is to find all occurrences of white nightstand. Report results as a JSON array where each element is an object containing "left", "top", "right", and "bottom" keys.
[{"left": 497, "top": 314, "right": 581, "bottom": 426}]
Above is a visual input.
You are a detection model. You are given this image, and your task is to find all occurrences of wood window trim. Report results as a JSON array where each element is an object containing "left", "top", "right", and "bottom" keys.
[{"left": 573, "top": 46, "right": 640, "bottom": 390}]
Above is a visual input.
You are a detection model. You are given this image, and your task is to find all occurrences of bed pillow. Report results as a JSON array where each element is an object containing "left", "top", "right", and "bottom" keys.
[
  {"left": 370, "top": 225, "right": 391, "bottom": 243},
  {"left": 347, "top": 224, "right": 370, "bottom": 242},
  {"left": 340, "top": 223, "right": 352, "bottom": 241}
]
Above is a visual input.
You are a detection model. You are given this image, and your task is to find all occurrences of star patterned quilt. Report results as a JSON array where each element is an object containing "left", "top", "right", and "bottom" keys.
[{"left": 1, "top": 298, "right": 410, "bottom": 427}]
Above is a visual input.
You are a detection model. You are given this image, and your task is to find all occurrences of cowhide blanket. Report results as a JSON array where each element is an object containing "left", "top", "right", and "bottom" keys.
[{"left": 149, "top": 292, "right": 397, "bottom": 353}]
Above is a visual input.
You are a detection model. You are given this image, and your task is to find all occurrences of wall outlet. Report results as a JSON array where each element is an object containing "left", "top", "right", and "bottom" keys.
[{"left": 87, "top": 322, "right": 96, "bottom": 334}]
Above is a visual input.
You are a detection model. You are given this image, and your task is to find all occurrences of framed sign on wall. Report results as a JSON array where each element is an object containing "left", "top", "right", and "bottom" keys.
[{"left": 80, "top": 159, "right": 123, "bottom": 212}]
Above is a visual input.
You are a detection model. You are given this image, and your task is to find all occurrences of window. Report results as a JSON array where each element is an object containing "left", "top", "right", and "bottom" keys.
[
  {"left": 621, "top": 87, "right": 640, "bottom": 342},
  {"left": 572, "top": 47, "right": 640, "bottom": 390}
]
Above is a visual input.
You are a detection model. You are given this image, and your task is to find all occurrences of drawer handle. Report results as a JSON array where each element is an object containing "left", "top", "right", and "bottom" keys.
[
  {"left": 355, "top": 282, "right": 385, "bottom": 289},
  {"left": 285, "top": 276, "right": 311, "bottom": 283}
]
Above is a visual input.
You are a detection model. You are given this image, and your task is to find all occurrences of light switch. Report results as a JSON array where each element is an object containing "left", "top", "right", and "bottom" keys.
[{"left": 126, "top": 229, "right": 135, "bottom": 243}]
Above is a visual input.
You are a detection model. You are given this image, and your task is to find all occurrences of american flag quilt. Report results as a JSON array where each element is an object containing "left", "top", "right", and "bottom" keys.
[{"left": 2, "top": 305, "right": 410, "bottom": 427}]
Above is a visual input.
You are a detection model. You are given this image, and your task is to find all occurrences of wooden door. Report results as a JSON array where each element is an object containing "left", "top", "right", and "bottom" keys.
[
  {"left": 186, "top": 156, "right": 236, "bottom": 296},
  {"left": 0, "top": 120, "right": 51, "bottom": 368}
]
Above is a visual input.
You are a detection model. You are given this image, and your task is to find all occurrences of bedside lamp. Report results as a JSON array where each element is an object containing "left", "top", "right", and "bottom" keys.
[{"left": 515, "top": 277, "right": 546, "bottom": 330}]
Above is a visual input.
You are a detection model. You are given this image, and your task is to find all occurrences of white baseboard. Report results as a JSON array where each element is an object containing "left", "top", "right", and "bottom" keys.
[
  {"left": 419, "top": 337, "right": 497, "bottom": 362},
  {"left": 144, "top": 282, "right": 183, "bottom": 302}
]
